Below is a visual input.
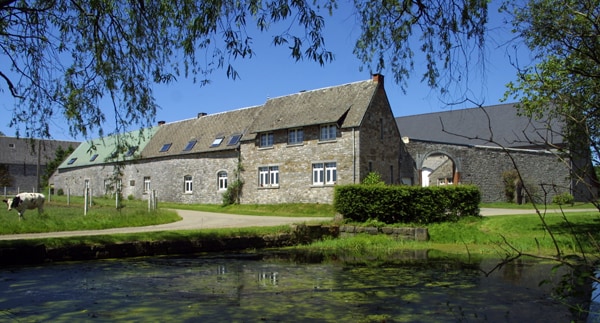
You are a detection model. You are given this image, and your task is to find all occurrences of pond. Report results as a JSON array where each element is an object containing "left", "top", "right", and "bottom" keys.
[{"left": 0, "top": 250, "right": 590, "bottom": 322}]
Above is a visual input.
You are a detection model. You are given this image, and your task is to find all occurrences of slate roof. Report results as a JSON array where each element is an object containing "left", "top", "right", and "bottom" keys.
[
  {"left": 249, "top": 79, "right": 378, "bottom": 133},
  {"left": 0, "top": 136, "right": 80, "bottom": 165},
  {"left": 395, "top": 103, "right": 564, "bottom": 149},
  {"left": 56, "top": 75, "right": 385, "bottom": 169},
  {"left": 141, "top": 105, "right": 263, "bottom": 158},
  {"left": 58, "top": 127, "right": 158, "bottom": 169}
]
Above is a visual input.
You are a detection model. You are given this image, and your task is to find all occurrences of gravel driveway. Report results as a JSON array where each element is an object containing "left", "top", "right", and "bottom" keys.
[{"left": 0, "top": 210, "right": 332, "bottom": 241}]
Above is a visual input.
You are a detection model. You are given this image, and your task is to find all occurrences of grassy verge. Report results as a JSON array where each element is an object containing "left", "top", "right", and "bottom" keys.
[
  {"left": 2, "top": 195, "right": 599, "bottom": 258},
  {"left": 0, "top": 195, "right": 180, "bottom": 235},
  {"left": 481, "top": 201, "right": 598, "bottom": 209},
  {"left": 159, "top": 201, "right": 336, "bottom": 217},
  {"left": 302, "top": 211, "right": 600, "bottom": 257}
]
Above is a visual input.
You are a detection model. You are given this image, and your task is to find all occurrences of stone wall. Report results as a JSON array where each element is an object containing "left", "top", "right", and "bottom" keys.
[
  {"left": 54, "top": 150, "right": 239, "bottom": 204},
  {"left": 357, "top": 87, "right": 405, "bottom": 184},
  {"left": 406, "top": 140, "right": 573, "bottom": 203},
  {"left": 339, "top": 225, "right": 430, "bottom": 241},
  {"left": 239, "top": 125, "right": 356, "bottom": 204}
]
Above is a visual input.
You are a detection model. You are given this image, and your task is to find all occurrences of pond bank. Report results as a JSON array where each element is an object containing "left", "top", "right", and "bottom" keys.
[{"left": 0, "top": 224, "right": 430, "bottom": 265}]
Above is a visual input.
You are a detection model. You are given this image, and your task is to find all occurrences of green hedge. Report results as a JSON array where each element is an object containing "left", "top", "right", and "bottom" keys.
[{"left": 333, "top": 185, "right": 481, "bottom": 224}]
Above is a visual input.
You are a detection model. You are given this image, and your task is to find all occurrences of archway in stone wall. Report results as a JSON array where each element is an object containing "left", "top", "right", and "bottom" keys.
[{"left": 419, "top": 151, "right": 460, "bottom": 187}]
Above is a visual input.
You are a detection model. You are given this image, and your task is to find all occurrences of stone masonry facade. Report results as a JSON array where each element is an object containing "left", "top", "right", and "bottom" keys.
[{"left": 406, "top": 140, "right": 573, "bottom": 203}]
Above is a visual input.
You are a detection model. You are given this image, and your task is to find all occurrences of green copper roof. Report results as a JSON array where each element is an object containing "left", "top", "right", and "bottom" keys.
[{"left": 58, "top": 127, "right": 158, "bottom": 169}]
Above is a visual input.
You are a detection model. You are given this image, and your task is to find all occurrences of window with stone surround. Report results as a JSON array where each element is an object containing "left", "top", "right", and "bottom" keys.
[
  {"left": 143, "top": 176, "right": 151, "bottom": 193},
  {"left": 258, "top": 166, "right": 279, "bottom": 187},
  {"left": 184, "top": 175, "right": 193, "bottom": 193},
  {"left": 288, "top": 128, "right": 304, "bottom": 145},
  {"left": 218, "top": 171, "right": 228, "bottom": 190},
  {"left": 319, "top": 124, "right": 337, "bottom": 141},
  {"left": 312, "top": 162, "right": 337, "bottom": 185},
  {"left": 259, "top": 133, "right": 274, "bottom": 148}
]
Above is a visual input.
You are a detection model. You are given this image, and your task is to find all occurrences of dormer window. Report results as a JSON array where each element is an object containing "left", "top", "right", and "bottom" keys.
[
  {"left": 259, "top": 133, "right": 274, "bottom": 148},
  {"left": 183, "top": 140, "right": 197, "bottom": 151},
  {"left": 288, "top": 128, "right": 304, "bottom": 145},
  {"left": 210, "top": 137, "right": 224, "bottom": 147},
  {"left": 228, "top": 134, "right": 242, "bottom": 146},
  {"left": 124, "top": 146, "right": 138, "bottom": 157},
  {"left": 159, "top": 143, "right": 172, "bottom": 152},
  {"left": 320, "top": 124, "right": 337, "bottom": 141}
]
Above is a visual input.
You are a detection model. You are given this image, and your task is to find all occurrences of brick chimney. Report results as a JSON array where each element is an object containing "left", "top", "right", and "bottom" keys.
[
  {"left": 158, "top": 120, "right": 166, "bottom": 126},
  {"left": 372, "top": 74, "right": 384, "bottom": 85}
]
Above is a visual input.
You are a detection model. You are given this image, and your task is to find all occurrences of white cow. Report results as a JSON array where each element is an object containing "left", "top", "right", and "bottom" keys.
[{"left": 3, "top": 192, "right": 45, "bottom": 220}]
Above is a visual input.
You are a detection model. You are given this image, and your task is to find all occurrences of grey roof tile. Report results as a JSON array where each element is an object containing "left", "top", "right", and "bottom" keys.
[
  {"left": 249, "top": 79, "right": 378, "bottom": 133},
  {"left": 395, "top": 103, "right": 564, "bottom": 148},
  {"left": 0, "top": 137, "right": 80, "bottom": 165},
  {"left": 141, "top": 105, "right": 263, "bottom": 158}
]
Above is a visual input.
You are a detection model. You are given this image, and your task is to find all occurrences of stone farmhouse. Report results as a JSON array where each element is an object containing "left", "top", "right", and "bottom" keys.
[
  {"left": 54, "top": 74, "right": 411, "bottom": 204},
  {"left": 396, "top": 104, "right": 597, "bottom": 202},
  {"left": 52, "top": 75, "right": 595, "bottom": 204},
  {"left": 0, "top": 136, "right": 79, "bottom": 195}
]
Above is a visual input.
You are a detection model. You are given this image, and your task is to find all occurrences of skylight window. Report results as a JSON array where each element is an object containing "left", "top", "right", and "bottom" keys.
[
  {"left": 227, "top": 134, "right": 242, "bottom": 146},
  {"left": 183, "top": 140, "right": 197, "bottom": 151},
  {"left": 159, "top": 143, "right": 172, "bottom": 152},
  {"left": 210, "top": 137, "right": 224, "bottom": 148},
  {"left": 67, "top": 158, "right": 77, "bottom": 165},
  {"left": 124, "top": 146, "right": 138, "bottom": 157},
  {"left": 90, "top": 154, "right": 99, "bottom": 162}
]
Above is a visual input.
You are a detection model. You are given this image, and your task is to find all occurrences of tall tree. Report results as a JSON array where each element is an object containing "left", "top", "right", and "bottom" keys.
[
  {"left": 503, "top": 0, "right": 600, "bottom": 202},
  {"left": 1, "top": 0, "right": 336, "bottom": 139},
  {"left": 1, "top": 1, "right": 489, "bottom": 140}
]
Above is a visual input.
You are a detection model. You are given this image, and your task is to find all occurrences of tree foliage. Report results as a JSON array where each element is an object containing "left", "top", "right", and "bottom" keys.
[
  {"left": 1, "top": 0, "right": 337, "bottom": 139},
  {"left": 503, "top": 0, "right": 600, "bottom": 203},
  {"left": 0, "top": 164, "right": 12, "bottom": 188},
  {"left": 353, "top": 0, "right": 488, "bottom": 95},
  {"left": 41, "top": 144, "right": 75, "bottom": 188},
  {"left": 0, "top": 0, "right": 490, "bottom": 140}
]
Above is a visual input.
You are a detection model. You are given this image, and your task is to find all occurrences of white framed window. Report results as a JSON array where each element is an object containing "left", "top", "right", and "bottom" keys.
[
  {"left": 313, "top": 162, "right": 337, "bottom": 185},
  {"left": 184, "top": 175, "right": 193, "bottom": 193},
  {"left": 218, "top": 171, "right": 228, "bottom": 190},
  {"left": 143, "top": 176, "right": 151, "bottom": 193},
  {"left": 258, "top": 166, "right": 279, "bottom": 187},
  {"left": 288, "top": 128, "right": 304, "bottom": 145},
  {"left": 320, "top": 124, "right": 337, "bottom": 141},
  {"left": 260, "top": 133, "right": 274, "bottom": 148}
]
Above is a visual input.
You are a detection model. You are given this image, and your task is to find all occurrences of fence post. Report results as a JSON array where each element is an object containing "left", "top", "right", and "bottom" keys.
[{"left": 84, "top": 183, "right": 88, "bottom": 216}]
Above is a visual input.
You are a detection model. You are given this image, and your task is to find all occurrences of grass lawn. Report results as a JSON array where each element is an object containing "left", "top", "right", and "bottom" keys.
[
  {"left": 1, "top": 194, "right": 599, "bottom": 258},
  {"left": 0, "top": 195, "right": 180, "bottom": 235}
]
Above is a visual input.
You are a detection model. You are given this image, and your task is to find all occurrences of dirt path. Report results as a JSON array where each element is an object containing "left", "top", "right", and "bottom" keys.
[{"left": 0, "top": 210, "right": 332, "bottom": 241}]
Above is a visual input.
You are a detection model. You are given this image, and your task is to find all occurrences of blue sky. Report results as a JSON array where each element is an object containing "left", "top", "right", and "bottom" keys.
[{"left": 0, "top": 2, "right": 524, "bottom": 141}]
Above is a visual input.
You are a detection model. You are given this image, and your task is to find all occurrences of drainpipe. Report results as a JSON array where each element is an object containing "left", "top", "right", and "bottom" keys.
[{"left": 353, "top": 128, "right": 356, "bottom": 183}]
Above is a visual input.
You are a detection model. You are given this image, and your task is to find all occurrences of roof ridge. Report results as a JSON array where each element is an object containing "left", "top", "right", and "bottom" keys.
[
  {"left": 395, "top": 102, "right": 519, "bottom": 119},
  {"left": 264, "top": 78, "right": 372, "bottom": 102}
]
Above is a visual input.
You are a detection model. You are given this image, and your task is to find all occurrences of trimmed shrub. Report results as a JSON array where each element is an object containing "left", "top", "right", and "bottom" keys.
[
  {"left": 552, "top": 192, "right": 575, "bottom": 206},
  {"left": 334, "top": 184, "right": 481, "bottom": 224}
]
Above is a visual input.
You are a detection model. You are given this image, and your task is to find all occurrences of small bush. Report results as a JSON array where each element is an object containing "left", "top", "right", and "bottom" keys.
[
  {"left": 127, "top": 194, "right": 135, "bottom": 200},
  {"left": 222, "top": 180, "right": 243, "bottom": 206},
  {"left": 57, "top": 188, "right": 64, "bottom": 196},
  {"left": 362, "top": 172, "right": 385, "bottom": 185},
  {"left": 552, "top": 192, "right": 574, "bottom": 206}
]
